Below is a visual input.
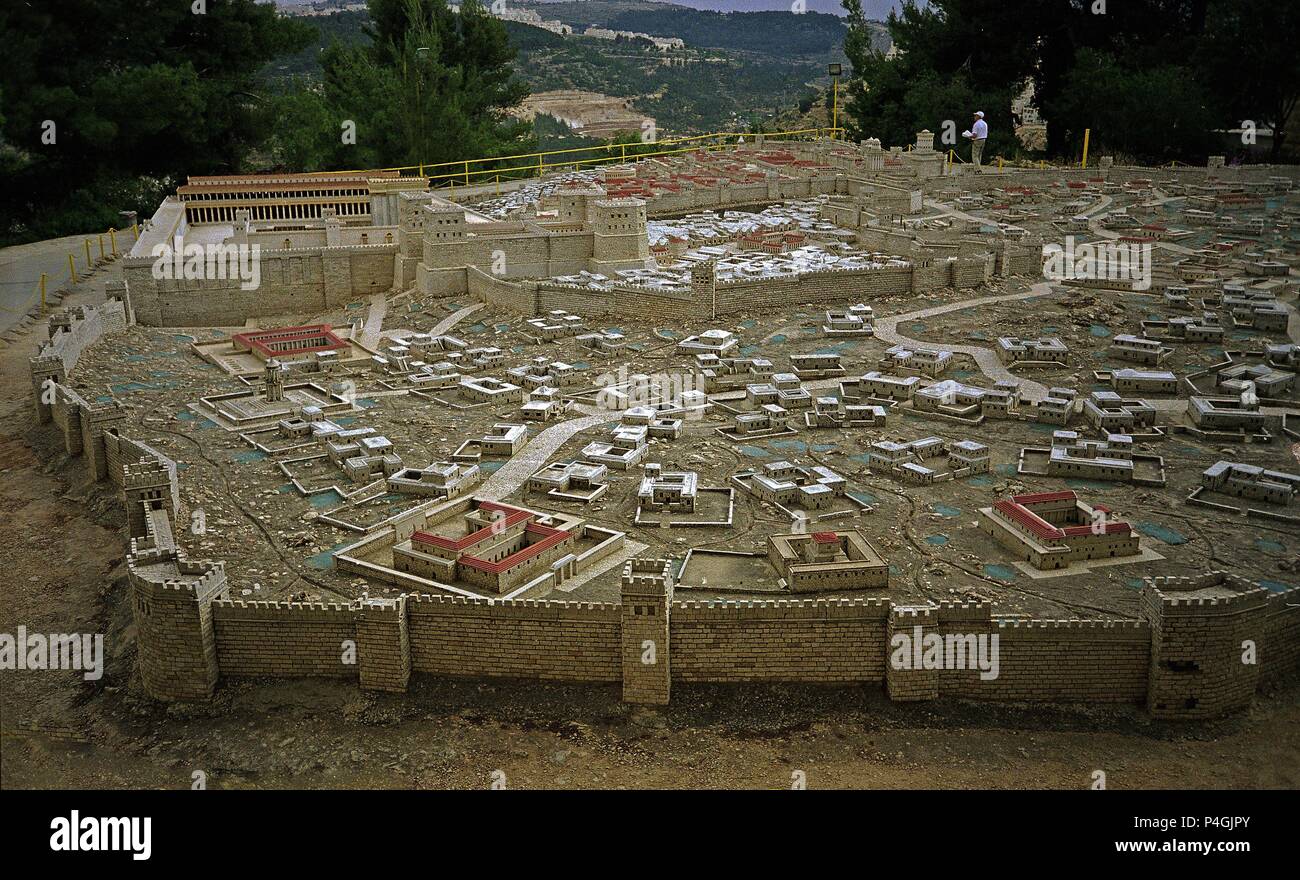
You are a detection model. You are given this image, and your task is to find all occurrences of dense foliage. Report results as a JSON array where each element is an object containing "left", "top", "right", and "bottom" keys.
[{"left": 840, "top": 0, "right": 1300, "bottom": 164}]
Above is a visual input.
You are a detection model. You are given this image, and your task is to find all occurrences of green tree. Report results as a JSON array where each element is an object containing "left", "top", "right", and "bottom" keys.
[
  {"left": 284, "top": 0, "right": 534, "bottom": 173},
  {"left": 0, "top": 0, "right": 313, "bottom": 243},
  {"left": 1196, "top": 0, "right": 1300, "bottom": 161}
]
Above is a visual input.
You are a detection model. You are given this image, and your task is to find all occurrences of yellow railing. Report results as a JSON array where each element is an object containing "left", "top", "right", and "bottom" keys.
[{"left": 317, "top": 127, "right": 846, "bottom": 188}]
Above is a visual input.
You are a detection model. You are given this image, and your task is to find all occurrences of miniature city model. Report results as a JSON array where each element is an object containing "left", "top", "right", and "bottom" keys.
[{"left": 21, "top": 136, "right": 1300, "bottom": 734}]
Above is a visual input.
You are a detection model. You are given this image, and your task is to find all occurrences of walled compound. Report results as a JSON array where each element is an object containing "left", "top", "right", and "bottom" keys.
[{"left": 28, "top": 136, "right": 1300, "bottom": 719}]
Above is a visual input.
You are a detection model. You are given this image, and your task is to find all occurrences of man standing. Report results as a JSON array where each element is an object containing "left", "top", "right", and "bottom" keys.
[{"left": 964, "top": 110, "right": 988, "bottom": 170}]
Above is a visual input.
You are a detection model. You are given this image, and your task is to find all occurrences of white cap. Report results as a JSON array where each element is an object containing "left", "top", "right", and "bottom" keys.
[{"left": 975, "top": 111, "right": 985, "bottom": 118}]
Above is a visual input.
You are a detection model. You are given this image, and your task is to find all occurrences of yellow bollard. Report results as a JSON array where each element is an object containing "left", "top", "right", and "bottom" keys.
[
  {"left": 109, "top": 228, "right": 118, "bottom": 256},
  {"left": 40, "top": 273, "right": 47, "bottom": 312},
  {"left": 998, "top": 157, "right": 1004, "bottom": 171},
  {"left": 133, "top": 221, "right": 139, "bottom": 239},
  {"left": 1081, "top": 128, "right": 1090, "bottom": 169},
  {"left": 98, "top": 234, "right": 105, "bottom": 261},
  {"left": 84, "top": 239, "right": 92, "bottom": 269},
  {"left": 69, "top": 253, "right": 78, "bottom": 284}
]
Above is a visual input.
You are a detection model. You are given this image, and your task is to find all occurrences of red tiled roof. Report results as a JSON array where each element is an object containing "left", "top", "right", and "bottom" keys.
[
  {"left": 812, "top": 531, "right": 839, "bottom": 544},
  {"left": 411, "top": 507, "right": 531, "bottom": 552},
  {"left": 1011, "top": 490, "right": 1077, "bottom": 504},
  {"left": 458, "top": 522, "right": 571, "bottom": 574}
]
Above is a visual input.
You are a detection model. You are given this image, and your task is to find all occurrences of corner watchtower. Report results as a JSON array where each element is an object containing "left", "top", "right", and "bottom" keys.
[{"left": 620, "top": 557, "right": 674, "bottom": 704}]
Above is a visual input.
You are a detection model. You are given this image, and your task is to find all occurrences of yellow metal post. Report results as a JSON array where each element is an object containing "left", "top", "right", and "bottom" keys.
[
  {"left": 133, "top": 222, "right": 139, "bottom": 239},
  {"left": 68, "top": 253, "right": 78, "bottom": 284},
  {"left": 84, "top": 239, "right": 92, "bottom": 268},
  {"left": 98, "top": 234, "right": 105, "bottom": 261},
  {"left": 1081, "top": 128, "right": 1090, "bottom": 169},
  {"left": 40, "top": 273, "right": 47, "bottom": 312},
  {"left": 832, "top": 79, "right": 838, "bottom": 136},
  {"left": 998, "top": 157, "right": 1004, "bottom": 171},
  {"left": 464, "top": 160, "right": 470, "bottom": 186},
  {"left": 109, "top": 228, "right": 118, "bottom": 256},
  {"left": 495, "top": 175, "right": 500, "bottom": 196}
]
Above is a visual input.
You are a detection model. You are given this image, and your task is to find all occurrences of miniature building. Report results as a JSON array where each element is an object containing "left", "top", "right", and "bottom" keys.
[
  {"left": 747, "top": 460, "right": 846, "bottom": 509},
  {"left": 879, "top": 344, "right": 953, "bottom": 377},
  {"left": 677, "top": 328, "right": 738, "bottom": 354},
  {"left": 979, "top": 490, "right": 1141, "bottom": 570},
  {"left": 1201, "top": 461, "right": 1300, "bottom": 506},
  {"left": 1081, "top": 391, "right": 1158, "bottom": 433},
  {"left": 1216, "top": 363, "right": 1294, "bottom": 398},
  {"left": 847, "top": 371, "right": 923, "bottom": 402},
  {"left": 1109, "top": 334, "right": 1173, "bottom": 366},
  {"left": 767, "top": 529, "right": 888, "bottom": 592},
  {"left": 637, "top": 464, "right": 698, "bottom": 513},
  {"left": 1111, "top": 368, "right": 1178, "bottom": 395},
  {"left": 790, "top": 353, "right": 846, "bottom": 380},
  {"left": 528, "top": 460, "right": 610, "bottom": 502},
  {"left": 581, "top": 425, "right": 649, "bottom": 469},
  {"left": 805, "top": 396, "right": 889, "bottom": 429},
  {"left": 394, "top": 501, "right": 577, "bottom": 593},
  {"left": 1032, "top": 430, "right": 1166, "bottom": 485},
  {"left": 996, "top": 336, "right": 1069, "bottom": 365},
  {"left": 459, "top": 375, "right": 524, "bottom": 405},
  {"left": 823, "top": 304, "right": 875, "bottom": 336},
  {"left": 1187, "top": 396, "right": 1275, "bottom": 433},
  {"left": 387, "top": 461, "right": 481, "bottom": 497},
  {"left": 869, "top": 436, "right": 989, "bottom": 484},
  {"left": 912, "top": 379, "right": 1014, "bottom": 420},
  {"left": 233, "top": 325, "right": 350, "bottom": 363},
  {"left": 730, "top": 404, "right": 790, "bottom": 436}
]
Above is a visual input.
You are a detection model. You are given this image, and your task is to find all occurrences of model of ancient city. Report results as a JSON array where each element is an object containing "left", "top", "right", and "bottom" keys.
[{"left": 31, "top": 134, "right": 1300, "bottom": 719}]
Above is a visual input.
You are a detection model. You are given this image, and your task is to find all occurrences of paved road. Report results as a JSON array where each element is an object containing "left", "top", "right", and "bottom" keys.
[
  {"left": 477, "top": 405, "right": 611, "bottom": 502},
  {"left": 0, "top": 229, "right": 138, "bottom": 333},
  {"left": 872, "top": 281, "right": 1059, "bottom": 401}
]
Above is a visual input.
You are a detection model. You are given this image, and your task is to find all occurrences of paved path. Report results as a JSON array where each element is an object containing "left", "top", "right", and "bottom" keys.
[
  {"left": 872, "top": 281, "right": 1059, "bottom": 401},
  {"left": 0, "top": 229, "right": 139, "bottom": 333},
  {"left": 357, "top": 291, "right": 389, "bottom": 350},
  {"left": 477, "top": 405, "right": 610, "bottom": 501}
]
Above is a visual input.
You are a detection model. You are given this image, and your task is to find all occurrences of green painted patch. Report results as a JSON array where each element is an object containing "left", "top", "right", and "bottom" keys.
[
  {"left": 308, "top": 490, "right": 344, "bottom": 509},
  {"left": 1135, "top": 521, "right": 1187, "bottom": 545}
]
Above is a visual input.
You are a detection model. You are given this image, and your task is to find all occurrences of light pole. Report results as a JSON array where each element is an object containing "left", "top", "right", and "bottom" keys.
[{"left": 828, "top": 63, "right": 842, "bottom": 138}]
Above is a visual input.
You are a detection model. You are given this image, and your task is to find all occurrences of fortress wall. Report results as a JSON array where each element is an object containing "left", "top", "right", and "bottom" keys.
[
  {"left": 467, "top": 268, "right": 539, "bottom": 314},
  {"left": 406, "top": 594, "right": 622, "bottom": 682},
  {"left": 936, "top": 618, "right": 1151, "bottom": 703},
  {"left": 1264, "top": 587, "right": 1300, "bottom": 683},
  {"left": 669, "top": 599, "right": 891, "bottom": 683},
  {"left": 211, "top": 599, "right": 359, "bottom": 679},
  {"left": 126, "top": 245, "right": 397, "bottom": 326}
]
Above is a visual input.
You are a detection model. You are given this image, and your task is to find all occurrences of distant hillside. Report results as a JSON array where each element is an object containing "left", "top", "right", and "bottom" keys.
[
  {"left": 519, "top": 1, "right": 850, "bottom": 54},
  {"left": 261, "top": 5, "right": 877, "bottom": 136},
  {"left": 526, "top": 0, "right": 908, "bottom": 18}
]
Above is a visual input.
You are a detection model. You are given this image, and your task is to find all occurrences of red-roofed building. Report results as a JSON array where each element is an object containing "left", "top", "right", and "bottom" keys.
[
  {"left": 394, "top": 501, "right": 578, "bottom": 592},
  {"left": 979, "top": 490, "right": 1140, "bottom": 570},
  {"left": 232, "top": 325, "right": 350, "bottom": 362}
]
